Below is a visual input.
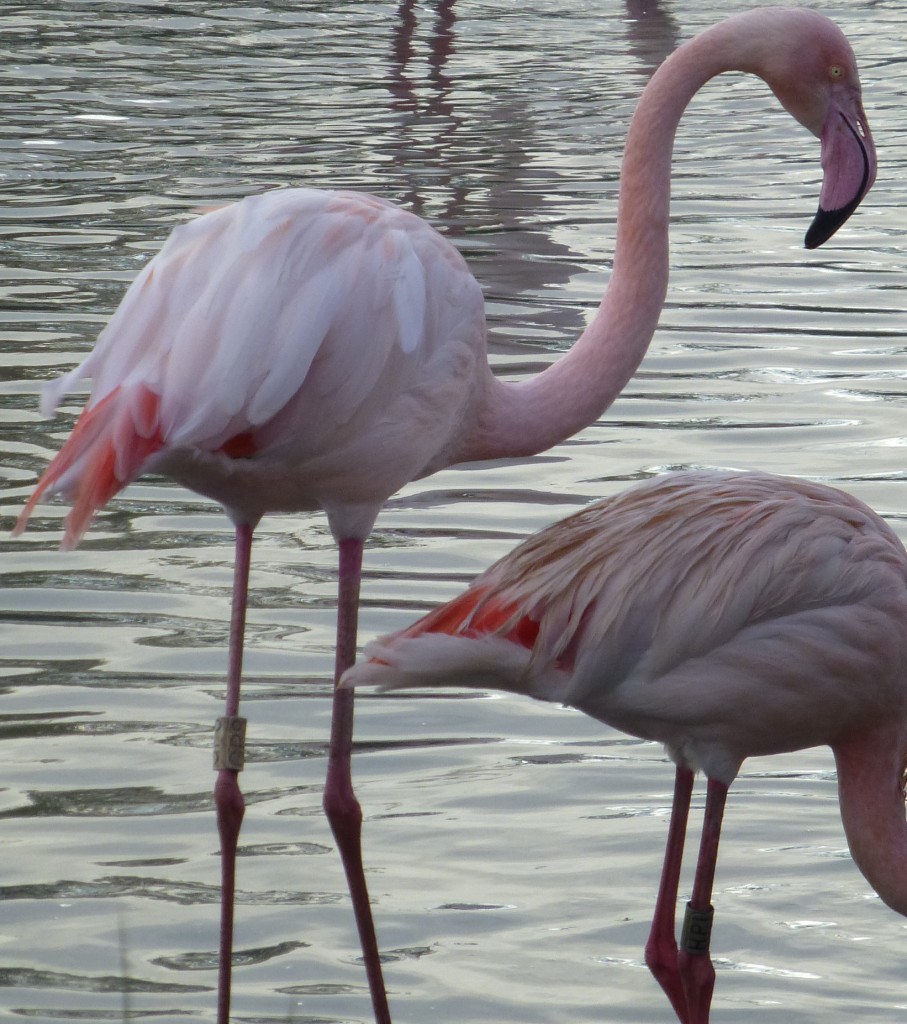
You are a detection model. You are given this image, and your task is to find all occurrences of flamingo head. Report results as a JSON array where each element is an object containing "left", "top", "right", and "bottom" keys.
[
  {"left": 751, "top": 9, "right": 877, "bottom": 249},
  {"left": 800, "top": 71, "right": 875, "bottom": 249}
]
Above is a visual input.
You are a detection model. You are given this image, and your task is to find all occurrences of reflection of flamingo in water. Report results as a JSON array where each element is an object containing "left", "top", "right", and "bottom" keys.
[
  {"left": 387, "top": 0, "right": 456, "bottom": 117},
  {"left": 344, "top": 470, "right": 907, "bottom": 1024},
  {"left": 623, "top": 0, "right": 680, "bottom": 76},
  {"left": 14, "top": 7, "right": 875, "bottom": 1024}
]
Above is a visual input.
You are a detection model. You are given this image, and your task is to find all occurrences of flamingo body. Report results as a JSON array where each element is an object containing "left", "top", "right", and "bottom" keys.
[
  {"left": 21, "top": 189, "right": 487, "bottom": 545},
  {"left": 344, "top": 471, "right": 907, "bottom": 1020},
  {"left": 346, "top": 471, "right": 907, "bottom": 785}
]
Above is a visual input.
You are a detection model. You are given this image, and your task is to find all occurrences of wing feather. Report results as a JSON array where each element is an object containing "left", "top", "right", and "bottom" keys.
[
  {"left": 23, "top": 187, "right": 488, "bottom": 538},
  {"left": 346, "top": 472, "right": 907, "bottom": 714},
  {"left": 39, "top": 188, "right": 483, "bottom": 456}
]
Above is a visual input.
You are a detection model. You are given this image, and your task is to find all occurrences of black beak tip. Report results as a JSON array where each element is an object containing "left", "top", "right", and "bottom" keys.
[{"left": 804, "top": 200, "right": 860, "bottom": 250}]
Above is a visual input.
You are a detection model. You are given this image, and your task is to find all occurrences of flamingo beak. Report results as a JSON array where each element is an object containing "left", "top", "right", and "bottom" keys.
[{"left": 805, "top": 98, "right": 876, "bottom": 249}]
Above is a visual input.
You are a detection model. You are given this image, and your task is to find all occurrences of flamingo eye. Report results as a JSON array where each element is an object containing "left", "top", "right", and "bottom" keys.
[{"left": 830, "top": 64, "right": 844, "bottom": 79}]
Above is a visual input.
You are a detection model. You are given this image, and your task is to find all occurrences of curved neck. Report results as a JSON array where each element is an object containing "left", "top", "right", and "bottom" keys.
[
  {"left": 834, "top": 726, "right": 907, "bottom": 917},
  {"left": 458, "top": 16, "right": 774, "bottom": 462}
]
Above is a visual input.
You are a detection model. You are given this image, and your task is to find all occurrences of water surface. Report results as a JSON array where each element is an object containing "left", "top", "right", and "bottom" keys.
[{"left": 1, "top": 1, "right": 906, "bottom": 1022}]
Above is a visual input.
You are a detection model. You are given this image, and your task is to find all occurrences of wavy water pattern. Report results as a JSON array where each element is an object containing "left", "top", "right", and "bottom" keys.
[{"left": 1, "top": 1, "right": 906, "bottom": 1021}]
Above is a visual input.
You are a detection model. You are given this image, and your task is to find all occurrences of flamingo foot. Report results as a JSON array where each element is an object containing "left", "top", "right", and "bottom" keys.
[
  {"left": 215, "top": 763, "right": 246, "bottom": 1024},
  {"left": 213, "top": 525, "right": 253, "bottom": 1021},
  {"left": 673, "top": 775, "right": 728, "bottom": 1024},
  {"left": 678, "top": 953, "right": 715, "bottom": 1021},
  {"left": 645, "top": 936, "right": 688, "bottom": 1023},
  {"left": 645, "top": 766, "right": 695, "bottom": 1022},
  {"left": 676, "top": 903, "right": 716, "bottom": 1022},
  {"left": 323, "top": 538, "right": 392, "bottom": 1023},
  {"left": 646, "top": 901, "right": 715, "bottom": 1024},
  {"left": 324, "top": 686, "right": 392, "bottom": 1024}
]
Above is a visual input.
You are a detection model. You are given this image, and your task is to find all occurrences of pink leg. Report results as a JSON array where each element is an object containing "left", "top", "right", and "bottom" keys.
[
  {"left": 677, "top": 777, "right": 729, "bottom": 1024},
  {"left": 323, "top": 538, "right": 392, "bottom": 1024},
  {"left": 214, "top": 523, "right": 253, "bottom": 1024},
  {"left": 645, "top": 765, "right": 694, "bottom": 1023}
]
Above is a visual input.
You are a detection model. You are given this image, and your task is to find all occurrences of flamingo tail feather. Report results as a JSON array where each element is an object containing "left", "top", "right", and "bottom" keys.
[
  {"left": 14, "top": 385, "right": 164, "bottom": 549},
  {"left": 342, "top": 585, "right": 549, "bottom": 697}
]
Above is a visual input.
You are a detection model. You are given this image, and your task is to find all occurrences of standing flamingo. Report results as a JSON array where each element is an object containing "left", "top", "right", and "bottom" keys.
[
  {"left": 343, "top": 470, "right": 907, "bottom": 1024},
  {"left": 13, "top": 8, "right": 876, "bottom": 1023}
]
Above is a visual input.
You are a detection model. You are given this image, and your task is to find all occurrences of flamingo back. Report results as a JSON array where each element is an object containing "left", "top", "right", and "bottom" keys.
[
  {"left": 345, "top": 471, "right": 907, "bottom": 778},
  {"left": 17, "top": 189, "right": 488, "bottom": 544}
]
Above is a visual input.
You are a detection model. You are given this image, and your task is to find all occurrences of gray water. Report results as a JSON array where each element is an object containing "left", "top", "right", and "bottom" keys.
[{"left": 1, "top": 1, "right": 906, "bottom": 1022}]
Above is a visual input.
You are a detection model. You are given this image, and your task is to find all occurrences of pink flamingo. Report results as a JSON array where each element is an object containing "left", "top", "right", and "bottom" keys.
[
  {"left": 14, "top": 8, "right": 876, "bottom": 1023},
  {"left": 343, "top": 469, "right": 907, "bottom": 1024}
]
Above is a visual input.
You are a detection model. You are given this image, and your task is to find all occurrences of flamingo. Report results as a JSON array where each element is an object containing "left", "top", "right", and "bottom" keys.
[
  {"left": 13, "top": 7, "right": 876, "bottom": 1023},
  {"left": 343, "top": 469, "right": 907, "bottom": 1024}
]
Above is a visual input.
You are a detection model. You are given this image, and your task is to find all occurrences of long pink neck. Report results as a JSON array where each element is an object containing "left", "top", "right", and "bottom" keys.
[
  {"left": 455, "top": 16, "right": 773, "bottom": 462},
  {"left": 833, "top": 726, "right": 907, "bottom": 918}
]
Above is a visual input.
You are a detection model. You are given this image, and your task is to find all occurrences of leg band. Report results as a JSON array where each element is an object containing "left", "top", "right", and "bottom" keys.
[
  {"left": 213, "top": 715, "right": 247, "bottom": 771},
  {"left": 680, "top": 902, "right": 714, "bottom": 955}
]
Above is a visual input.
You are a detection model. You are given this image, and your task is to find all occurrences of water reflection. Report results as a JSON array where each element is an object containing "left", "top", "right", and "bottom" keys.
[
  {"left": 388, "top": 0, "right": 457, "bottom": 116},
  {"left": 385, "top": 0, "right": 466, "bottom": 224},
  {"left": 382, "top": 0, "right": 587, "bottom": 344},
  {"left": 623, "top": 0, "right": 681, "bottom": 76}
]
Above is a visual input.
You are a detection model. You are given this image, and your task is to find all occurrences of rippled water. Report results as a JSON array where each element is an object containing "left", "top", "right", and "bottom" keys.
[{"left": 2, "top": 1, "right": 906, "bottom": 1022}]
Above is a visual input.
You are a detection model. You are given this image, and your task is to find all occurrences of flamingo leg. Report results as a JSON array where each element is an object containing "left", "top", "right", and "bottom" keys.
[
  {"left": 323, "top": 537, "right": 392, "bottom": 1024},
  {"left": 677, "top": 777, "right": 729, "bottom": 1024},
  {"left": 645, "top": 765, "right": 695, "bottom": 1023},
  {"left": 214, "top": 523, "right": 253, "bottom": 1024}
]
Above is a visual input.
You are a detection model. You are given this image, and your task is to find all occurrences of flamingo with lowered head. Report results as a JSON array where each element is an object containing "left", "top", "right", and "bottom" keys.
[
  {"left": 14, "top": 7, "right": 876, "bottom": 1023},
  {"left": 343, "top": 470, "right": 907, "bottom": 1023}
]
